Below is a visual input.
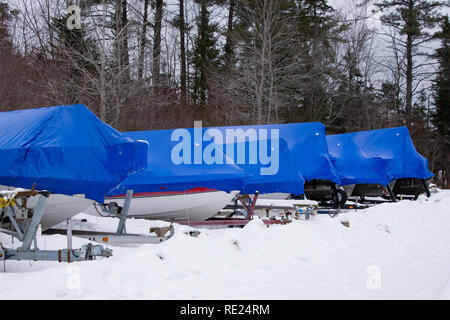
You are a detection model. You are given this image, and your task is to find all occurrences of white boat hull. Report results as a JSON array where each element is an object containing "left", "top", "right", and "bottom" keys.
[
  {"left": 27, "top": 194, "right": 94, "bottom": 230},
  {"left": 0, "top": 185, "right": 94, "bottom": 230},
  {"left": 88, "top": 189, "right": 240, "bottom": 221}
]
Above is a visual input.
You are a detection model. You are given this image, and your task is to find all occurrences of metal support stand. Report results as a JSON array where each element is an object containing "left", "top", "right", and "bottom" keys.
[
  {"left": 386, "top": 184, "right": 397, "bottom": 202},
  {"left": 20, "top": 194, "right": 47, "bottom": 250},
  {"left": 421, "top": 179, "right": 431, "bottom": 198},
  {"left": 116, "top": 189, "right": 133, "bottom": 236},
  {"left": 67, "top": 218, "right": 72, "bottom": 251},
  {"left": 237, "top": 192, "right": 259, "bottom": 220},
  {"left": 4, "top": 206, "right": 24, "bottom": 241}
]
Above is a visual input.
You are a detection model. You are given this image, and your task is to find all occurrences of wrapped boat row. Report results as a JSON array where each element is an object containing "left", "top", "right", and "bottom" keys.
[
  {"left": 0, "top": 104, "right": 434, "bottom": 230},
  {"left": 115, "top": 122, "right": 432, "bottom": 211}
]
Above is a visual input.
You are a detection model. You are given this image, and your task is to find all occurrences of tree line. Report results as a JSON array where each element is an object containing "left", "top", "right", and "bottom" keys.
[{"left": 0, "top": 0, "right": 449, "bottom": 187}]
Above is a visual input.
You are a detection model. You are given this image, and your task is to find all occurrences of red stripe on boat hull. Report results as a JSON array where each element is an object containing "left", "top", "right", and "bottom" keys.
[{"left": 106, "top": 187, "right": 218, "bottom": 199}]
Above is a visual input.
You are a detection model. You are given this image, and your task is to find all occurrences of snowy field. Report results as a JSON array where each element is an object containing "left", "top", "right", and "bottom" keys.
[{"left": 1, "top": 190, "right": 450, "bottom": 300}]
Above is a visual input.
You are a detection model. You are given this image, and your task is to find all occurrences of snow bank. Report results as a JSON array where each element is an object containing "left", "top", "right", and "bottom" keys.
[{"left": 1, "top": 190, "right": 449, "bottom": 300}]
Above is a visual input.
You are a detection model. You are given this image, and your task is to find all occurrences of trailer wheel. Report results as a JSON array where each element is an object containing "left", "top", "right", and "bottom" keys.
[{"left": 334, "top": 189, "right": 348, "bottom": 207}]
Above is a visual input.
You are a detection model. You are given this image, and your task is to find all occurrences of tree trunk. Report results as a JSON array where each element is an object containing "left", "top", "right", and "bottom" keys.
[
  {"left": 224, "top": 0, "right": 235, "bottom": 67},
  {"left": 199, "top": 0, "right": 207, "bottom": 108},
  {"left": 115, "top": 0, "right": 129, "bottom": 77},
  {"left": 179, "top": 0, "right": 187, "bottom": 105},
  {"left": 138, "top": 0, "right": 149, "bottom": 81},
  {"left": 153, "top": 0, "right": 163, "bottom": 87},
  {"left": 406, "top": 32, "right": 413, "bottom": 126},
  {"left": 405, "top": 0, "right": 414, "bottom": 127},
  {"left": 121, "top": 0, "right": 129, "bottom": 69},
  {"left": 100, "top": 0, "right": 108, "bottom": 122}
]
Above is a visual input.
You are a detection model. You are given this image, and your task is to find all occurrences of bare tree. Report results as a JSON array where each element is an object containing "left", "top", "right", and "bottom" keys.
[
  {"left": 216, "top": 0, "right": 310, "bottom": 124},
  {"left": 329, "top": 0, "right": 382, "bottom": 132}
]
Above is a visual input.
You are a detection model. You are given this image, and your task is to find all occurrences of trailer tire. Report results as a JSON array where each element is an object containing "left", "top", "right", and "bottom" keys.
[{"left": 334, "top": 189, "right": 348, "bottom": 207}]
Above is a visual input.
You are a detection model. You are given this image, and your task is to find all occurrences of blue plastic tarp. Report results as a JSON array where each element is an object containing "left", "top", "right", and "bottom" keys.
[
  {"left": 209, "top": 123, "right": 340, "bottom": 195},
  {"left": 210, "top": 131, "right": 305, "bottom": 195},
  {"left": 0, "top": 104, "right": 148, "bottom": 203},
  {"left": 327, "top": 133, "right": 391, "bottom": 186},
  {"left": 343, "top": 127, "right": 433, "bottom": 182},
  {"left": 108, "top": 129, "right": 250, "bottom": 196},
  {"left": 111, "top": 122, "right": 340, "bottom": 197}
]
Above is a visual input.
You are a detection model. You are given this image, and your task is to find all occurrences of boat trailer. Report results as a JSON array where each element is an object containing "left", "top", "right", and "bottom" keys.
[
  {"left": 176, "top": 192, "right": 320, "bottom": 228},
  {"left": 0, "top": 187, "right": 112, "bottom": 263},
  {"left": 1, "top": 188, "right": 175, "bottom": 265},
  {"left": 44, "top": 190, "right": 175, "bottom": 246}
]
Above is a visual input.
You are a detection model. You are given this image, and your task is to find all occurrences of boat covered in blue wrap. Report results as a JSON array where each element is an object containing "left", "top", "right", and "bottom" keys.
[
  {"left": 0, "top": 104, "right": 148, "bottom": 203},
  {"left": 112, "top": 122, "right": 340, "bottom": 197},
  {"left": 209, "top": 122, "right": 340, "bottom": 195},
  {"left": 346, "top": 127, "right": 433, "bottom": 182},
  {"left": 326, "top": 133, "right": 391, "bottom": 186},
  {"left": 108, "top": 129, "right": 249, "bottom": 197}
]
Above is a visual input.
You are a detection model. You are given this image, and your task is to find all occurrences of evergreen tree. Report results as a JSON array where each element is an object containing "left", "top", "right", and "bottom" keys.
[
  {"left": 223, "top": 0, "right": 236, "bottom": 67},
  {"left": 170, "top": 0, "right": 189, "bottom": 104},
  {"left": 295, "top": 0, "right": 334, "bottom": 39},
  {"left": 51, "top": 11, "right": 100, "bottom": 103},
  {"left": 433, "top": 15, "right": 450, "bottom": 188},
  {"left": 0, "top": 2, "right": 14, "bottom": 51},
  {"left": 284, "top": 0, "right": 346, "bottom": 123},
  {"left": 376, "top": 0, "right": 445, "bottom": 126},
  {"left": 190, "top": 0, "right": 220, "bottom": 108},
  {"left": 433, "top": 16, "right": 450, "bottom": 139}
]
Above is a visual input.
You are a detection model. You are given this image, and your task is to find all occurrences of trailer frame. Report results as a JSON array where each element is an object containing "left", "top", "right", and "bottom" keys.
[
  {"left": 0, "top": 190, "right": 112, "bottom": 263},
  {"left": 43, "top": 189, "right": 175, "bottom": 245}
]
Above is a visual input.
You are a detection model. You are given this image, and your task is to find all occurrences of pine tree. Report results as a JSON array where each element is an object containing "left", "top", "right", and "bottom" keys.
[
  {"left": 50, "top": 11, "right": 100, "bottom": 104},
  {"left": 433, "top": 16, "right": 450, "bottom": 139},
  {"left": 0, "top": 3, "right": 7, "bottom": 35},
  {"left": 190, "top": 0, "right": 220, "bottom": 108},
  {"left": 295, "top": 0, "right": 334, "bottom": 38},
  {"left": 223, "top": 0, "right": 236, "bottom": 68},
  {"left": 376, "top": 0, "right": 445, "bottom": 126},
  {"left": 170, "top": 0, "right": 188, "bottom": 104},
  {"left": 286, "top": 0, "right": 345, "bottom": 123},
  {"left": 0, "top": 2, "right": 13, "bottom": 51},
  {"left": 179, "top": 0, "right": 187, "bottom": 105}
]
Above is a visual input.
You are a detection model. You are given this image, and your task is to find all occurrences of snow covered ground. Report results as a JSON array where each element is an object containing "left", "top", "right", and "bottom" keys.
[{"left": 1, "top": 190, "right": 450, "bottom": 300}]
